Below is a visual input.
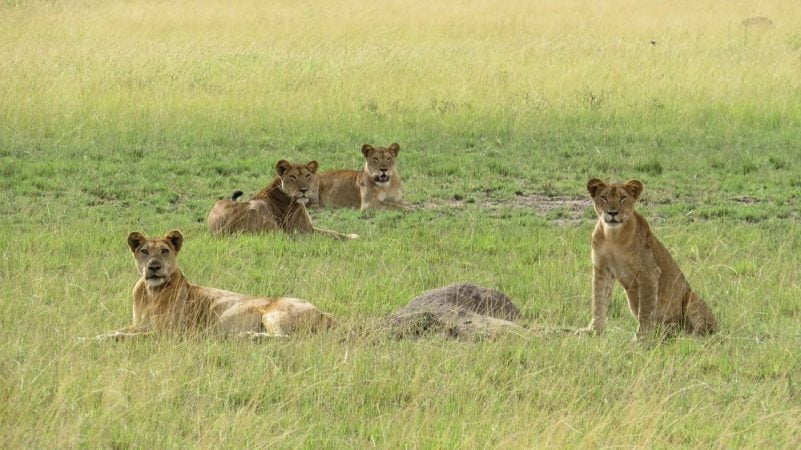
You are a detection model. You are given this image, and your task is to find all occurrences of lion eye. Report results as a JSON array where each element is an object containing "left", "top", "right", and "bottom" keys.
[
  {"left": 373, "top": 158, "right": 379, "bottom": 162},
  {"left": 290, "top": 175, "right": 297, "bottom": 180},
  {"left": 305, "top": 174, "right": 310, "bottom": 179},
  {"left": 600, "top": 195, "right": 608, "bottom": 201},
  {"left": 161, "top": 248, "right": 169, "bottom": 254},
  {"left": 140, "top": 249, "right": 149, "bottom": 255},
  {"left": 620, "top": 196, "right": 627, "bottom": 202}
]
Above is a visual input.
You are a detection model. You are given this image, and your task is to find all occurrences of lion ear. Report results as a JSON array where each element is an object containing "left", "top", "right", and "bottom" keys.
[
  {"left": 276, "top": 160, "right": 292, "bottom": 176},
  {"left": 625, "top": 180, "right": 643, "bottom": 199},
  {"left": 165, "top": 230, "right": 184, "bottom": 252},
  {"left": 388, "top": 143, "right": 400, "bottom": 157},
  {"left": 306, "top": 160, "right": 319, "bottom": 173},
  {"left": 587, "top": 179, "right": 606, "bottom": 198},
  {"left": 127, "top": 232, "right": 146, "bottom": 253},
  {"left": 361, "top": 144, "right": 375, "bottom": 158}
]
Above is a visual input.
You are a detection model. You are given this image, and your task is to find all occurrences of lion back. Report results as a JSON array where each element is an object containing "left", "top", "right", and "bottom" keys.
[{"left": 317, "top": 170, "right": 362, "bottom": 208}]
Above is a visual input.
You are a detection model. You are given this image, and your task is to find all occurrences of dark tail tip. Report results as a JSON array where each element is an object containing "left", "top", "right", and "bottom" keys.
[{"left": 231, "top": 190, "right": 244, "bottom": 201}]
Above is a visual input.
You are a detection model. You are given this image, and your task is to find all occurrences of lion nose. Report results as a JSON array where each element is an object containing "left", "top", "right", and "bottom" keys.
[
  {"left": 147, "top": 262, "right": 162, "bottom": 271},
  {"left": 299, "top": 187, "right": 309, "bottom": 194},
  {"left": 608, "top": 210, "right": 619, "bottom": 216}
]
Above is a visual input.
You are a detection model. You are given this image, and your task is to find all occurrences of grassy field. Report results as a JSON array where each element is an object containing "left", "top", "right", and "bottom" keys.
[{"left": 2, "top": 0, "right": 801, "bottom": 446}]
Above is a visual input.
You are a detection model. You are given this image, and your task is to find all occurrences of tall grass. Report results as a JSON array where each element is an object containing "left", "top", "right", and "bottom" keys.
[
  {"left": 1, "top": 0, "right": 800, "bottom": 447},
  {"left": 2, "top": 0, "right": 800, "bottom": 151}
]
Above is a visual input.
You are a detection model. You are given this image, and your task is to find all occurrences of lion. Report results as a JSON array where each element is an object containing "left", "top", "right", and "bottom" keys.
[
  {"left": 577, "top": 179, "right": 717, "bottom": 339},
  {"left": 207, "top": 160, "right": 358, "bottom": 240},
  {"left": 94, "top": 230, "right": 334, "bottom": 340},
  {"left": 316, "top": 143, "right": 407, "bottom": 210}
]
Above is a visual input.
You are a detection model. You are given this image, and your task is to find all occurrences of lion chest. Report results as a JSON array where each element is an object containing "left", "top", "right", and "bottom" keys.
[
  {"left": 593, "top": 243, "right": 650, "bottom": 288},
  {"left": 134, "top": 294, "right": 195, "bottom": 329},
  {"left": 133, "top": 282, "right": 218, "bottom": 331},
  {"left": 372, "top": 180, "right": 400, "bottom": 202}
]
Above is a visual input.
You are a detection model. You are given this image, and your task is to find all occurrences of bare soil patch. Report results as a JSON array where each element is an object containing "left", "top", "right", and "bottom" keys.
[
  {"left": 729, "top": 196, "right": 762, "bottom": 204},
  {"left": 424, "top": 193, "right": 592, "bottom": 225}
]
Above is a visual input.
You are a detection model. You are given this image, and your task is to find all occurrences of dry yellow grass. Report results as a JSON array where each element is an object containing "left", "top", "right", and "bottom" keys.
[
  {"left": 2, "top": 1, "right": 800, "bottom": 447},
  {"left": 2, "top": 0, "right": 799, "bottom": 135}
]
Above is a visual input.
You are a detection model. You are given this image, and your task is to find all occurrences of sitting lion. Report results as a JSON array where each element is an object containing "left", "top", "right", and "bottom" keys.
[
  {"left": 207, "top": 160, "right": 357, "bottom": 240},
  {"left": 316, "top": 143, "right": 407, "bottom": 210},
  {"left": 95, "top": 230, "right": 334, "bottom": 340},
  {"left": 578, "top": 179, "right": 717, "bottom": 338}
]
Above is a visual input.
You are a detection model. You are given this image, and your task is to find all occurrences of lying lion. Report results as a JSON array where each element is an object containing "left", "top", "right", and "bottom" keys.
[
  {"left": 207, "top": 160, "right": 357, "bottom": 240},
  {"left": 578, "top": 179, "right": 717, "bottom": 339},
  {"left": 316, "top": 143, "right": 407, "bottom": 210},
  {"left": 95, "top": 230, "right": 333, "bottom": 340}
]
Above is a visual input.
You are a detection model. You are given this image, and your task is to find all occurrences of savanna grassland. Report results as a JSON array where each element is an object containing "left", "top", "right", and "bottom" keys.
[{"left": 2, "top": 0, "right": 801, "bottom": 447}]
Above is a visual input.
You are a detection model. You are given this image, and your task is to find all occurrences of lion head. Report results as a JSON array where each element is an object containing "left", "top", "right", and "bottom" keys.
[
  {"left": 127, "top": 230, "right": 184, "bottom": 287},
  {"left": 276, "top": 160, "right": 320, "bottom": 205},
  {"left": 361, "top": 143, "right": 400, "bottom": 185},
  {"left": 587, "top": 179, "right": 644, "bottom": 228}
]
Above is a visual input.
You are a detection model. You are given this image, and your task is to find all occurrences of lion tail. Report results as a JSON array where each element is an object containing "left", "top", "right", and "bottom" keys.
[
  {"left": 231, "top": 190, "right": 244, "bottom": 201},
  {"left": 685, "top": 290, "right": 717, "bottom": 335}
]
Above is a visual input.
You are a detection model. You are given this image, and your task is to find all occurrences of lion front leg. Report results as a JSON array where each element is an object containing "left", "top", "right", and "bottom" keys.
[
  {"left": 577, "top": 265, "right": 614, "bottom": 335},
  {"left": 358, "top": 187, "right": 377, "bottom": 211},
  {"left": 287, "top": 205, "right": 358, "bottom": 240},
  {"left": 94, "top": 325, "right": 152, "bottom": 341},
  {"left": 630, "top": 273, "right": 660, "bottom": 339},
  {"left": 377, "top": 200, "right": 410, "bottom": 210},
  {"left": 284, "top": 205, "right": 315, "bottom": 234},
  {"left": 313, "top": 227, "right": 359, "bottom": 240}
]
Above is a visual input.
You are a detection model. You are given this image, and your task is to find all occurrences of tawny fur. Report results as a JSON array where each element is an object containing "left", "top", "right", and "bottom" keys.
[
  {"left": 95, "top": 230, "right": 334, "bottom": 340},
  {"left": 316, "top": 143, "right": 407, "bottom": 210},
  {"left": 207, "top": 160, "right": 357, "bottom": 240},
  {"left": 579, "top": 179, "right": 717, "bottom": 338}
]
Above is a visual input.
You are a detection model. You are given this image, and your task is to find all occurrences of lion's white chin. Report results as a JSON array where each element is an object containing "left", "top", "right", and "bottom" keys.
[
  {"left": 145, "top": 277, "right": 167, "bottom": 287},
  {"left": 295, "top": 197, "right": 309, "bottom": 205}
]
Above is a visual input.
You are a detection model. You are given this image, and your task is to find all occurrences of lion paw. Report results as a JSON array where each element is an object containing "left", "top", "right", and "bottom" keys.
[
  {"left": 574, "top": 326, "right": 601, "bottom": 336},
  {"left": 92, "top": 331, "right": 126, "bottom": 341},
  {"left": 236, "top": 331, "right": 289, "bottom": 340}
]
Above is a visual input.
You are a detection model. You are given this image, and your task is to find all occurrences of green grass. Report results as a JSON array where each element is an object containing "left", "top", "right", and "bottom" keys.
[{"left": 2, "top": 0, "right": 801, "bottom": 447}]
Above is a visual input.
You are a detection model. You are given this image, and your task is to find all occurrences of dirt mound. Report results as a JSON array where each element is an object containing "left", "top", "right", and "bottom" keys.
[{"left": 386, "top": 283, "right": 522, "bottom": 338}]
